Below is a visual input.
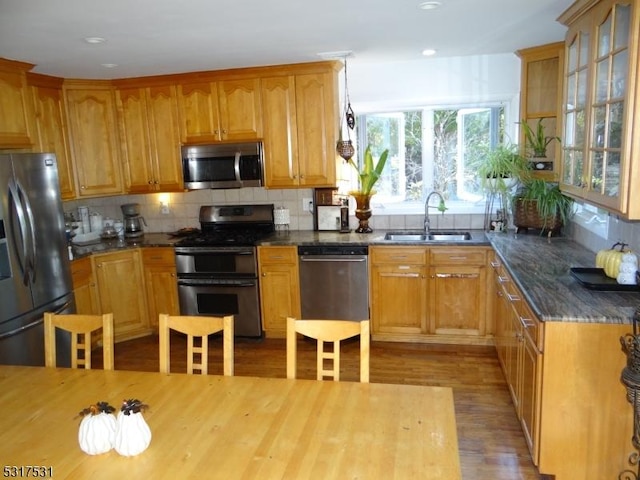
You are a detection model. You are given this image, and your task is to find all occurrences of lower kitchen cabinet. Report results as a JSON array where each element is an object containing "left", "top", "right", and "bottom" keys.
[
  {"left": 70, "top": 256, "right": 99, "bottom": 315},
  {"left": 370, "top": 246, "right": 491, "bottom": 344},
  {"left": 92, "top": 249, "right": 151, "bottom": 342},
  {"left": 257, "top": 246, "right": 301, "bottom": 338},
  {"left": 370, "top": 247, "right": 428, "bottom": 336},
  {"left": 519, "top": 299, "right": 542, "bottom": 463},
  {"left": 491, "top": 254, "right": 632, "bottom": 479},
  {"left": 491, "top": 256, "right": 542, "bottom": 463},
  {"left": 429, "top": 248, "right": 489, "bottom": 340},
  {"left": 141, "top": 247, "right": 179, "bottom": 329}
]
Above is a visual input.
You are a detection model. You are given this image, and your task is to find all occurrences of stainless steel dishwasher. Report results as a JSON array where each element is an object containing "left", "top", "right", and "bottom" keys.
[{"left": 298, "top": 245, "right": 369, "bottom": 321}]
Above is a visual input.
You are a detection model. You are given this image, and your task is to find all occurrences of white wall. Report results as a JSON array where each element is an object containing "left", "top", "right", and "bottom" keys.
[{"left": 347, "top": 53, "right": 521, "bottom": 114}]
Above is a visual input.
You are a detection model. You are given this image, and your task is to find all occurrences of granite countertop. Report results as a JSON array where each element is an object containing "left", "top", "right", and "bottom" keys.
[
  {"left": 71, "top": 233, "right": 180, "bottom": 259},
  {"left": 70, "top": 228, "right": 640, "bottom": 325},
  {"left": 258, "top": 229, "right": 490, "bottom": 246},
  {"left": 488, "top": 232, "right": 640, "bottom": 325},
  {"left": 262, "top": 229, "right": 640, "bottom": 324}
]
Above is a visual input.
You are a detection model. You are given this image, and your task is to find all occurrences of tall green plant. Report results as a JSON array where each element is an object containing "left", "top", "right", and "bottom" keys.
[
  {"left": 477, "top": 143, "right": 530, "bottom": 195},
  {"left": 518, "top": 179, "right": 574, "bottom": 229},
  {"left": 348, "top": 145, "right": 389, "bottom": 195},
  {"left": 519, "top": 119, "right": 560, "bottom": 157}
]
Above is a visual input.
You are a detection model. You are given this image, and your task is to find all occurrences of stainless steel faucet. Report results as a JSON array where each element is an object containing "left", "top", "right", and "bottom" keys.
[{"left": 424, "top": 191, "right": 446, "bottom": 234}]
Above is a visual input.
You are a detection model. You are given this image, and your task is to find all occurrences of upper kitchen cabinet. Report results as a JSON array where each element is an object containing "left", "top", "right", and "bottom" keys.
[
  {"left": 0, "top": 58, "right": 35, "bottom": 149},
  {"left": 116, "top": 84, "right": 183, "bottom": 193},
  {"left": 261, "top": 64, "right": 340, "bottom": 188},
  {"left": 559, "top": 0, "right": 640, "bottom": 219},
  {"left": 516, "top": 42, "right": 564, "bottom": 180},
  {"left": 63, "top": 81, "right": 124, "bottom": 197},
  {"left": 178, "top": 78, "right": 262, "bottom": 143},
  {"left": 26, "top": 73, "right": 76, "bottom": 200}
]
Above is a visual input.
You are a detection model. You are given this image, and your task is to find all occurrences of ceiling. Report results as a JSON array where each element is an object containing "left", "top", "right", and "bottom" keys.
[{"left": 0, "top": 0, "right": 573, "bottom": 80}]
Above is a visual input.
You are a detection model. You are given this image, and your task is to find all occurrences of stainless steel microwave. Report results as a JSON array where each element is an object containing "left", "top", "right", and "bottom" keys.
[{"left": 181, "top": 142, "right": 264, "bottom": 190}]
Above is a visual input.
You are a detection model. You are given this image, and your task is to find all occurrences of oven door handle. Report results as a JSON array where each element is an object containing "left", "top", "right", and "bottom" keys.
[
  {"left": 175, "top": 249, "right": 254, "bottom": 255},
  {"left": 178, "top": 279, "right": 257, "bottom": 287},
  {"left": 234, "top": 151, "right": 242, "bottom": 183}
]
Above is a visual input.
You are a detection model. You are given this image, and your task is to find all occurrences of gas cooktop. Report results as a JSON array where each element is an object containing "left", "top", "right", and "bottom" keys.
[{"left": 174, "top": 204, "right": 275, "bottom": 248}]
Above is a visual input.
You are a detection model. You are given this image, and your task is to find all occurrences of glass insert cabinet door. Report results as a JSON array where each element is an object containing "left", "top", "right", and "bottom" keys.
[
  {"left": 562, "top": 23, "right": 590, "bottom": 194},
  {"left": 561, "top": 0, "right": 634, "bottom": 214},
  {"left": 588, "top": 2, "right": 630, "bottom": 203}
]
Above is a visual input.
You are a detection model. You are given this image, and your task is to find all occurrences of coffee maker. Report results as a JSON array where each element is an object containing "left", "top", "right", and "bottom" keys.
[{"left": 120, "top": 203, "right": 146, "bottom": 238}]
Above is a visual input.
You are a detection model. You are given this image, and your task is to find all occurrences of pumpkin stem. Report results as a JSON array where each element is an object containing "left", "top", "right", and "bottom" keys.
[
  {"left": 121, "top": 398, "right": 149, "bottom": 415},
  {"left": 79, "top": 401, "right": 115, "bottom": 417}
]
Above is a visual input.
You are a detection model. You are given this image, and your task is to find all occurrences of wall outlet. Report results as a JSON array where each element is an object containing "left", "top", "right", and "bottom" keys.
[
  {"left": 159, "top": 202, "right": 170, "bottom": 215},
  {"left": 302, "top": 197, "right": 313, "bottom": 213}
]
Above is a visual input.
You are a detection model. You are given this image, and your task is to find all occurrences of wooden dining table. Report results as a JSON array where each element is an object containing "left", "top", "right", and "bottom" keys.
[{"left": 0, "top": 365, "right": 461, "bottom": 479}]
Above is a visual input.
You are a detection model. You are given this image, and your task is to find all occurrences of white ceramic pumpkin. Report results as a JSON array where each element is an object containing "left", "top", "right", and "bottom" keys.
[
  {"left": 596, "top": 242, "right": 633, "bottom": 279},
  {"left": 78, "top": 402, "right": 116, "bottom": 455},
  {"left": 114, "top": 399, "right": 151, "bottom": 457}
]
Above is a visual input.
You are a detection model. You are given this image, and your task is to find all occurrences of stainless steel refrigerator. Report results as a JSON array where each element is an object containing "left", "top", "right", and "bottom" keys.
[{"left": 0, "top": 153, "right": 74, "bottom": 366}]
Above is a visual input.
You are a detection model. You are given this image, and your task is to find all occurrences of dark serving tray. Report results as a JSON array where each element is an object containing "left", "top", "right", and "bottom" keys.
[{"left": 570, "top": 267, "right": 639, "bottom": 291}]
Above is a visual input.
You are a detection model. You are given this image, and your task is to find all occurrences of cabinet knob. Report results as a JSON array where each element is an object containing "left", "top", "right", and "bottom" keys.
[
  {"left": 80, "top": 185, "right": 86, "bottom": 190},
  {"left": 262, "top": 272, "right": 267, "bottom": 277},
  {"left": 148, "top": 180, "right": 153, "bottom": 184}
]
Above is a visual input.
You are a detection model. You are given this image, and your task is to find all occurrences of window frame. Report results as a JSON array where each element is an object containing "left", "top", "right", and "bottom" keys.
[{"left": 352, "top": 100, "right": 516, "bottom": 215}]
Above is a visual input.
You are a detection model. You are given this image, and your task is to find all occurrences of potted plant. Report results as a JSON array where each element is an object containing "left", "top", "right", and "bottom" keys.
[
  {"left": 347, "top": 145, "right": 389, "bottom": 233},
  {"left": 513, "top": 179, "right": 574, "bottom": 235},
  {"left": 477, "top": 143, "right": 531, "bottom": 196},
  {"left": 519, "top": 118, "right": 560, "bottom": 158}
]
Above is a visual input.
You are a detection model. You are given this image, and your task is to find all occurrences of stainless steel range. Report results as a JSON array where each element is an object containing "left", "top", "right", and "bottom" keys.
[{"left": 174, "top": 204, "right": 274, "bottom": 337}]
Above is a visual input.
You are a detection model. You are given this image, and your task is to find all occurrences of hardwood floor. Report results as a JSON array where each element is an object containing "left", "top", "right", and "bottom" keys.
[{"left": 99, "top": 334, "right": 545, "bottom": 480}]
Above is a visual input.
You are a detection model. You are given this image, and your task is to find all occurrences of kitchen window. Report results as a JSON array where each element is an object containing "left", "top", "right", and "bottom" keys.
[{"left": 349, "top": 105, "right": 507, "bottom": 214}]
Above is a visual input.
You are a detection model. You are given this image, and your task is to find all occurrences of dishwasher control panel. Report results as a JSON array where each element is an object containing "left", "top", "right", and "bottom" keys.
[{"left": 297, "top": 245, "right": 368, "bottom": 256}]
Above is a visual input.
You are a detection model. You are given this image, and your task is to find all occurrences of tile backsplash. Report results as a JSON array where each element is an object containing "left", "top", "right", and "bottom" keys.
[
  {"left": 63, "top": 188, "right": 487, "bottom": 235},
  {"left": 64, "top": 188, "right": 640, "bottom": 257}
]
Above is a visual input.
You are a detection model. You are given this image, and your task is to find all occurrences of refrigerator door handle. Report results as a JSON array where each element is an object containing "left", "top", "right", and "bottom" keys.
[
  {"left": 16, "top": 181, "right": 37, "bottom": 283},
  {"left": 7, "top": 179, "right": 30, "bottom": 285},
  {"left": 0, "top": 298, "right": 73, "bottom": 340}
]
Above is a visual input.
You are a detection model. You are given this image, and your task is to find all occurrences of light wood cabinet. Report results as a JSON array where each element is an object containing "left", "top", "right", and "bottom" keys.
[
  {"left": 141, "top": 247, "right": 179, "bottom": 329},
  {"left": 92, "top": 249, "right": 151, "bottom": 342},
  {"left": 559, "top": 0, "right": 640, "bottom": 219},
  {"left": 0, "top": 58, "right": 35, "bottom": 149},
  {"left": 117, "top": 85, "right": 183, "bottom": 192},
  {"left": 27, "top": 73, "right": 76, "bottom": 200},
  {"left": 63, "top": 82, "right": 124, "bottom": 197},
  {"left": 370, "top": 247, "right": 428, "bottom": 336},
  {"left": 178, "top": 78, "right": 262, "bottom": 143},
  {"left": 370, "top": 246, "right": 491, "bottom": 344},
  {"left": 516, "top": 42, "right": 564, "bottom": 179},
  {"left": 429, "top": 248, "right": 488, "bottom": 338},
  {"left": 261, "top": 71, "right": 339, "bottom": 188},
  {"left": 70, "top": 256, "right": 99, "bottom": 315},
  {"left": 491, "top": 256, "right": 542, "bottom": 464},
  {"left": 257, "top": 246, "right": 300, "bottom": 338},
  {"left": 518, "top": 300, "right": 543, "bottom": 465}
]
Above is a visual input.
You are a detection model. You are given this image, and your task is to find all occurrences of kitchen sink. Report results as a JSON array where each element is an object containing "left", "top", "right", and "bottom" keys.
[
  {"left": 428, "top": 231, "right": 472, "bottom": 241},
  {"left": 383, "top": 230, "right": 472, "bottom": 242},
  {"left": 384, "top": 232, "right": 428, "bottom": 241}
]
